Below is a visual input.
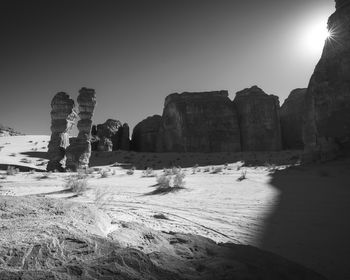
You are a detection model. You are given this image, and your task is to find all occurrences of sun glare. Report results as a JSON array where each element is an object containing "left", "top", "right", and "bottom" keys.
[{"left": 300, "top": 19, "right": 330, "bottom": 56}]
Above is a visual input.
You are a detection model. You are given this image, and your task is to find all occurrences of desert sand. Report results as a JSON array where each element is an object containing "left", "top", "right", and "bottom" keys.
[{"left": 1, "top": 135, "right": 349, "bottom": 279}]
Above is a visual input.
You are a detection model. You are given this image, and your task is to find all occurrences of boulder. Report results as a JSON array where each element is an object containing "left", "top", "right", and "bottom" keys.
[
  {"left": 280, "top": 88, "right": 307, "bottom": 149},
  {"left": 157, "top": 91, "right": 241, "bottom": 153},
  {"left": 303, "top": 0, "right": 350, "bottom": 158},
  {"left": 234, "top": 86, "right": 282, "bottom": 151},
  {"left": 66, "top": 88, "right": 96, "bottom": 171},
  {"left": 131, "top": 115, "right": 162, "bottom": 152},
  {"left": 47, "top": 92, "right": 77, "bottom": 172}
]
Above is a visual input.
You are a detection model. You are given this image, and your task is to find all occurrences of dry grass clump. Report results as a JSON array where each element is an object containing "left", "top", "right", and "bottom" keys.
[
  {"left": 94, "top": 187, "right": 113, "bottom": 209},
  {"left": 152, "top": 168, "right": 186, "bottom": 194},
  {"left": 126, "top": 166, "right": 136, "bottom": 175},
  {"left": 6, "top": 166, "right": 19, "bottom": 175},
  {"left": 237, "top": 170, "right": 247, "bottom": 181},
  {"left": 142, "top": 167, "right": 155, "bottom": 177},
  {"left": 211, "top": 166, "right": 223, "bottom": 174},
  {"left": 65, "top": 175, "right": 88, "bottom": 195}
]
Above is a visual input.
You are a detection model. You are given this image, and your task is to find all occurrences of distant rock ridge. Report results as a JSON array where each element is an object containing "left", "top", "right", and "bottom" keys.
[
  {"left": 303, "top": 0, "right": 350, "bottom": 159},
  {"left": 0, "top": 124, "right": 24, "bottom": 136}
]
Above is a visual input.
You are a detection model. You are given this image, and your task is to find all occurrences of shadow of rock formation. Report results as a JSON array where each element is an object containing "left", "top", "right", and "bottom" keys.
[{"left": 260, "top": 157, "right": 350, "bottom": 279}]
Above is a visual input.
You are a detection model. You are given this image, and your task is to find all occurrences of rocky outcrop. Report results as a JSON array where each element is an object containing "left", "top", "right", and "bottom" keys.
[
  {"left": 91, "top": 119, "right": 130, "bottom": 151},
  {"left": 66, "top": 88, "right": 96, "bottom": 171},
  {"left": 47, "top": 92, "right": 77, "bottom": 172},
  {"left": 131, "top": 115, "right": 162, "bottom": 152},
  {"left": 280, "top": 89, "right": 307, "bottom": 149},
  {"left": 157, "top": 91, "right": 241, "bottom": 152},
  {"left": 234, "top": 86, "right": 282, "bottom": 151},
  {"left": 303, "top": 0, "right": 350, "bottom": 158},
  {"left": 0, "top": 124, "right": 24, "bottom": 137}
]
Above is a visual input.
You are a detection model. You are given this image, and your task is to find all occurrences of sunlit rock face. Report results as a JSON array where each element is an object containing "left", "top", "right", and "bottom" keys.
[
  {"left": 303, "top": 0, "right": 350, "bottom": 158},
  {"left": 66, "top": 88, "right": 96, "bottom": 171},
  {"left": 280, "top": 89, "right": 307, "bottom": 150},
  {"left": 157, "top": 91, "right": 241, "bottom": 152},
  {"left": 131, "top": 115, "right": 162, "bottom": 152},
  {"left": 234, "top": 86, "right": 282, "bottom": 151},
  {"left": 47, "top": 92, "right": 77, "bottom": 172}
]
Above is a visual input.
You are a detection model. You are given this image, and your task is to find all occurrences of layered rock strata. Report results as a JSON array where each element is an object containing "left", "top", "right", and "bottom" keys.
[
  {"left": 157, "top": 91, "right": 241, "bottom": 152},
  {"left": 234, "top": 86, "right": 282, "bottom": 151},
  {"left": 303, "top": 0, "right": 350, "bottom": 158},
  {"left": 131, "top": 115, "right": 162, "bottom": 152},
  {"left": 47, "top": 92, "right": 77, "bottom": 172},
  {"left": 66, "top": 88, "right": 96, "bottom": 171},
  {"left": 280, "top": 89, "right": 306, "bottom": 149}
]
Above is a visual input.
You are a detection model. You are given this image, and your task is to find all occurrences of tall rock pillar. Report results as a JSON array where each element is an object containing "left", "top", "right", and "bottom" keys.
[
  {"left": 47, "top": 92, "right": 77, "bottom": 172},
  {"left": 66, "top": 88, "right": 97, "bottom": 171}
]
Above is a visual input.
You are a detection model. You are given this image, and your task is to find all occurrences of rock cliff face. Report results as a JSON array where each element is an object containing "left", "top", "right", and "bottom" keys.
[
  {"left": 47, "top": 92, "right": 77, "bottom": 172},
  {"left": 66, "top": 88, "right": 96, "bottom": 171},
  {"left": 131, "top": 115, "right": 162, "bottom": 152},
  {"left": 280, "top": 89, "right": 306, "bottom": 149},
  {"left": 234, "top": 86, "right": 282, "bottom": 151},
  {"left": 118, "top": 123, "right": 131, "bottom": 151},
  {"left": 303, "top": 0, "right": 350, "bottom": 157},
  {"left": 157, "top": 91, "right": 241, "bottom": 153},
  {"left": 0, "top": 124, "right": 24, "bottom": 137}
]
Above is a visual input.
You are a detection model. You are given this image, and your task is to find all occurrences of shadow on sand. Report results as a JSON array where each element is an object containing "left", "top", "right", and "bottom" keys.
[
  {"left": 20, "top": 151, "right": 49, "bottom": 160},
  {"left": 259, "top": 157, "right": 350, "bottom": 280}
]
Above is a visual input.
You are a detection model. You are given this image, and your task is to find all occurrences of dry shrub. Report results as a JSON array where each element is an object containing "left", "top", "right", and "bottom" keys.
[
  {"left": 65, "top": 175, "right": 88, "bottom": 195},
  {"left": 6, "top": 166, "right": 19, "bottom": 175},
  {"left": 126, "top": 166, "right": 135, "bottom": 175},
  {"left": 237, "top": 170, "right": 247, "bottom": 181},
  {"left": 211, "top": 166, "right": 223, "bottom": 174},
  {"left": 142, "top": 167, "right": 155, "bottom": 177}
]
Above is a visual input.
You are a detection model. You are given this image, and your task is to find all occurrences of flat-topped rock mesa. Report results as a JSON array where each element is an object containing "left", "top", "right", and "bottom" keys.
[
  {"left": 303, "top": 0, "right": 350, "bottom": 157},
  {"left": 47, "top": 92, "right": 77, "bottom": 172},
  {"left": 131, "top": 115, "right": 162, "bottom": 152},
  {"left": 66, "top": 87, "right": 96, "bottom": 171},
  {"left": 157, "top": 91, "right": 241, "bottom": 153},
  {"left": 280, "top": 88, "right": 307, "bottom": 150},
  {"left": 234, "top": 86, "right": 282, "bottom": 151},
  {"left": 92, "top": 119, "right": 130, "bottom": 151}
]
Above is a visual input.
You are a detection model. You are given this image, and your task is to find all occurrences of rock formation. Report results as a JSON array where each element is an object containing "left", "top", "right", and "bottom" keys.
[
  {"left": 280, "top": 88, "right": 306, "bottom": 149},
  {"left": 0, "top": 124, "right": 24, "bottom": 137},
  {"left": 96, "top": 119, "right": 122, "bottom": 151},
  {"left": 131, "top": 115, "right": 162, "bottom": 152},
  {"left": 234, "top": 86, "right": 282, "bottom": 151},
  {"left": 303, "top": 0, "right": 350, "bottom": 158},
  {"left": 157, "top": 91, "right": 241, "bottom": 152},
  {"left": 47, "top": 92, "right": 77, "bottom": 172},
  {"left": 118, "top": 123, "right": 131, "bottom": 151},
  {"left": 66, "top": 88, "right": 96, "bottom": 171},
  {"left": 46, "top": 92, "right": 77, "bottom": 172}
]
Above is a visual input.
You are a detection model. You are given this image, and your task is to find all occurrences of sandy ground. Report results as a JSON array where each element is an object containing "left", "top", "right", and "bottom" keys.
[{"left": 0, "top": 135, "right": 349, "bottom": 279}]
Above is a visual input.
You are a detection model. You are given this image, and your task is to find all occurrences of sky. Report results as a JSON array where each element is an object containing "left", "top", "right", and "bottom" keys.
[{"left": 0, "top": 0, "right": 335, "bottom": 135}]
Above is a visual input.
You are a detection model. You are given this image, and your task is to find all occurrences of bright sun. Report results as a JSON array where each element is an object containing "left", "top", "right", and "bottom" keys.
[{"left": 300, "top": 19, "right": 331, "bottom": 55}]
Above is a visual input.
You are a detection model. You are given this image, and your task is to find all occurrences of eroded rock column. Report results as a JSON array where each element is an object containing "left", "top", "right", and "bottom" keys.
[
  {"left": 47, "top": 92, "right": 77, "bottom": 172},
  {"left": 66, "top": 88, "right": 96, "bottom": 171}
]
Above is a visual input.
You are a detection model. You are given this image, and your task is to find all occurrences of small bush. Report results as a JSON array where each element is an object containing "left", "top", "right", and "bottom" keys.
[
  {"left": 173, "top": 171, "right": 186, "bottom": 188},
  {"left": 203, "top": 167, "right": 210, "bottom": 173},
  {"left": 99, "top": 169, "right": 110, "bottom": 178},
  {"left": 192, "top": 164, "right": 199, "bottom": 174},
  {"left": 156, "top": 174, "right": 171, "bottom": 188},
  {"left": 211, "top": 166, "right": 223, "bottom": 174},
  {"left": 142, "top": 167, "right": 155, "bottom": 177},
  {"left": 65, "top": 176, "right": 88, "bottom": 195},
  {"left": 126, "top": 166, "right": 136, "bottom": 175},
  {"left": 6, "top": 166, "right": 19, "bottom": 175},
  {"left": 237, "top": 170, "right": 247, "bottom": 181}
]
